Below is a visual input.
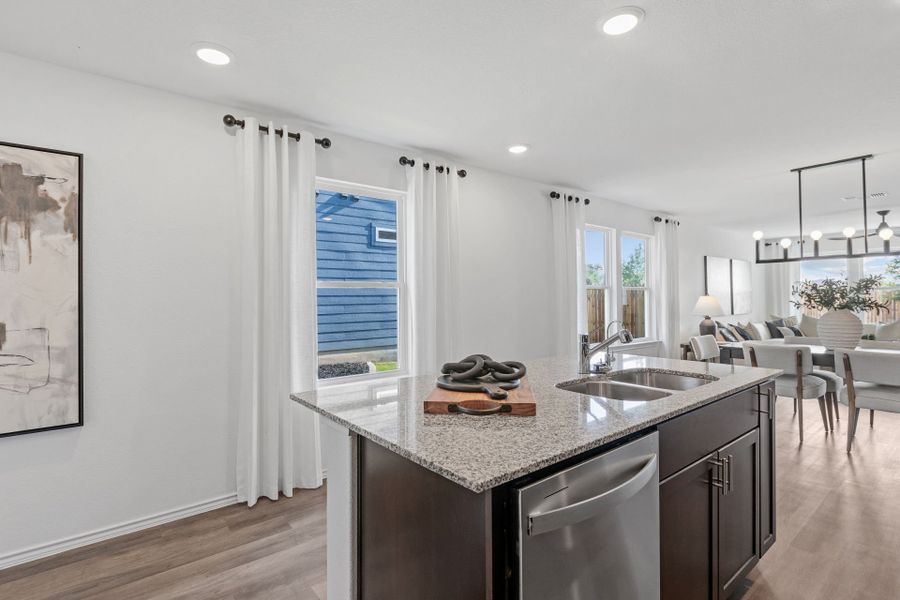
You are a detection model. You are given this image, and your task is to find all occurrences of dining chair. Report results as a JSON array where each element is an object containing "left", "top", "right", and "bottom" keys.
[
  {"left": 689, "top": 335, "right": 719, "bottom": 363},
  {"left": 748, "top": 343, "right": 829, "bottom": 442},
  {"left": 835, "top": 349, "right": 900, "bottom": 453},
  {"left": 810, "top": 369, "right": 842, "bottom": 430}
]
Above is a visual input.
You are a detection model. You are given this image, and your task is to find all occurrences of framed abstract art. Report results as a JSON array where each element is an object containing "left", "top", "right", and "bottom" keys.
[{"left": 0, "top": 141, "right": 82, "bottom": 438}]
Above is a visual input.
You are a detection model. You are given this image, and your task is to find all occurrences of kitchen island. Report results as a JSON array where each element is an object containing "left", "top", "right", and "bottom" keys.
[{"left": 293, "top": 354, "right": 780, "bottom": 600}]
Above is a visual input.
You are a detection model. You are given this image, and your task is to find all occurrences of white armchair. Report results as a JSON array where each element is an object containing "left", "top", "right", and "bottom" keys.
[
  {"left": 835, "top": 349, "right": 900, "bottom": 453},
  {"left": 748, "top": 343, "right": 830, "bottom": 443}
]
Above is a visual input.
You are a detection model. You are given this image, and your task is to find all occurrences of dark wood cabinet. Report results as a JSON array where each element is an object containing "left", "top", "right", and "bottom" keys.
[
  {"left": 717, "top": 430, "right": 760, "bottom": 599},
  {"left": 660, "top": 383, "right": 774, "bottom": 600},
  {"left": 660, "top": 452, "right": 718, "bottom": 600},
  {"left": 354, "top": 380, "right": 777, "bottom": 600},
  {"left": 758, "top": 382, "right": 777, "bottom": 555}
]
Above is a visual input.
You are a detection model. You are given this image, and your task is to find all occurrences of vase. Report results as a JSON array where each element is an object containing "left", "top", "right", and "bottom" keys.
[{"left": 817, "top": 309, "right": 863, "bottom": 350}]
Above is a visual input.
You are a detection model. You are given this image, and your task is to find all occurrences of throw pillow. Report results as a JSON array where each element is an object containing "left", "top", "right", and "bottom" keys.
[
  {"left": 766, "top": 319, "right": 786, "bottom": 338},
  {"left": 799, "top": 314, "right": 819, "bottom": 337},
  {"left": 732, "top": 324, "right": 754, "bottom": 341},
  {"left": 789, "top": 326, "right": 804, "bottom": 336},
  {"left": 739, "top": 321, "right": 760, "bottom": 340},
  {"left": 769, "top": 314, "right": 798, "bottom": 327},
  {"left": 777, "top": 326, "right": 796, "bottom": 337},
  {"left": 875, "top": 319, "right": 900, "bottom": 341},
  {"left": 751, "top": 322, "right": 772, "bottom": 340},
  {"left": 716, "top": 322, "right": 738, "bottom": 342}
]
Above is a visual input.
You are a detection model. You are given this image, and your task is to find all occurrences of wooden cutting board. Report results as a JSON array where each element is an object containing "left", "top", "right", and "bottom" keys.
[{"left": 424, "top": 377, "right": 535, "bottom": 416}]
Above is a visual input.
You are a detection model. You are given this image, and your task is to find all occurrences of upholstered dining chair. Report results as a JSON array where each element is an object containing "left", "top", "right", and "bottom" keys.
[
  {"left": 689, "top": 335, "right": 719, "bottom": 363},
  {"left": 748, "top": 343, "right": 829, "bottom": 443},
  {"left": 809, "top": 369, "right": 842, "bottom": 430},
  {"left": 780, "top": 337, "right": 842, "bottom": 426},
  {"left": 835, "top": 349, "right": 900, "bottom": 453}
]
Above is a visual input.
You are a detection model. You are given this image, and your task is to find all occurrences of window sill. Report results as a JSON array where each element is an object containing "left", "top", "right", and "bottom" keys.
[
  {"left": 316, "top": 368, "right": 408, "bottom": 389},
  {"left": 609, "top": 339, "right": 661, "bottom": 353}
]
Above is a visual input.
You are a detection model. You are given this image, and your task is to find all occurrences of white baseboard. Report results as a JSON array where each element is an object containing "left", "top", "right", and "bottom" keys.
[{"left": 0, "top": 492, "right": 238, "bottom": 571}]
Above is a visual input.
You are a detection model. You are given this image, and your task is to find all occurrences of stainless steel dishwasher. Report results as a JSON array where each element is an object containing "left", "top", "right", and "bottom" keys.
[{"left": 515, "top": 432, "right": 660, "bottom": 599}]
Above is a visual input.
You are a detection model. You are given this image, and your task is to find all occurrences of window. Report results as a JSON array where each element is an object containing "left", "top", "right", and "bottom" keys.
[
  {"left": 864, "top": 256, "right": 900, "bottom": 324},
  {"left": 315, "top": 179, "right": 405, "bottom": 381},
  {"left": 793, "top": 256, "right": 900, "bottom": 324},
  {"left": 799, "top": 258, "right": 847, "bottom": 284},
  {"left": 583, "top": 227, "right": 654, "bottom": 341},
  {"left": 584, "top": 227, "right": 612, "bottom": 342},
  {"left": 620, "top": 234, "right": 649, "bottom": 339}
]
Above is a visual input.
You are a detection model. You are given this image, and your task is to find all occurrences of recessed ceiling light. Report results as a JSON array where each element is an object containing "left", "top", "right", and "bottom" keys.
[
  {"left": 599, "top": 7, "right": 645, "bottom": 36},
  {"left": 193, "top": 43, "right": 232, "bottom": 66},
  {"left": 508, "top": 144, "right": 529, "bottom": 154}
]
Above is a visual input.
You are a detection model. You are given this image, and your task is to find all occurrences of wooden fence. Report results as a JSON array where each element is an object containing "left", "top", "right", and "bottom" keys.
[
  {"left": 800, "top": 288, "right": 900, "bottom": 326},
  {"left": 587, "top": 288, "right": 646, "bottom": 341}
]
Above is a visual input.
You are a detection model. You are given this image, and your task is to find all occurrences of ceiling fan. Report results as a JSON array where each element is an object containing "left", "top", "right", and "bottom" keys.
[{"left": 826, "top": 209, "right": 893, "bottom": 240}]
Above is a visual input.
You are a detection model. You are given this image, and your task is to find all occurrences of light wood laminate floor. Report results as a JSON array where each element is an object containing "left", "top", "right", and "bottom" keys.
[
  {"left": 3, "top": 397, "right": 900, "bottom": 599},
  {"left": 0, "top": 487, "right": 326, "bottom": 600},
  {"left": 746, "top": 397, "right": 900, "bottom": 599}
]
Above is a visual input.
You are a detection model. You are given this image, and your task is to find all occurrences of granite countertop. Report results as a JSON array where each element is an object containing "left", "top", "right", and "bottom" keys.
[{"left": 291, "top": 354, "right": 780, "bottom": 493}]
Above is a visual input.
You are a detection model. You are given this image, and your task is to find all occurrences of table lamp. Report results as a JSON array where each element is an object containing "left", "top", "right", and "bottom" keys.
[{"left": 692, "top": 295, "right": 725, "bottom": 336}]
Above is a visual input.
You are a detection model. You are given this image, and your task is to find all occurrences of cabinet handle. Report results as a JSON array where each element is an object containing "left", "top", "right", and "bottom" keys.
[
  {"left": 708, "top": 458, "right": 725, "bottom": 493},
  {"left": 756, "top": 388, "right": 774, "bottom": 421},
  {"left": 527, "top": 454, "right": 658, "bottom": 536},
  {"left": 725, "top": 455, "right": 734, "bottom": 494}
]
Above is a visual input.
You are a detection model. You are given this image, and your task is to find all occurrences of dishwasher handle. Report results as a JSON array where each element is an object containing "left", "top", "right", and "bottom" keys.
[{"left": 527, "top": 454, "right": 658, "bottom": 537}]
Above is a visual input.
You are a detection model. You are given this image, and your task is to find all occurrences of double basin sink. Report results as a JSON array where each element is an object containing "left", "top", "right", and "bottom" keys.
[{"left": 557, "top": 369, "right": 716, "bottom": 402}]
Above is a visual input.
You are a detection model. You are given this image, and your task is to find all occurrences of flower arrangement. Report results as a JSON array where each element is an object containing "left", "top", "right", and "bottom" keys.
[{"left": 791, "top": 276, "right": 888, "bottom": 313}]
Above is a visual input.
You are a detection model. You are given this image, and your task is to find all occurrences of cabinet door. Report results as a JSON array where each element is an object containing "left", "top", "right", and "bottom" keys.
[
  {"left": 758, "top": 383, "right": 776, "bottom": 556},
  {"left": 717, "top": 429, "right": 760, "bottom": 599},
  {"left": 660, "top": 452, "right": 719, "bottom": 600}
]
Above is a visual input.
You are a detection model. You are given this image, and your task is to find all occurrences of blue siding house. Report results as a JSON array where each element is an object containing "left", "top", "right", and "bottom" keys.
[{"left": 315, "top": 191, "right": 397, "bottom": 354}]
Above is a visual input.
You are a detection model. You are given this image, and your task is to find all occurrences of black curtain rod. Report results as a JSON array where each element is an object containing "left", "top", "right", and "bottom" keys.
[
  {"left": 223, "top": 114, "right": 332, "bottom": 148},
  {"left": 653, "top": 216, "right": 680, "bottom": 225},
  {"left": 550, "top": 191, "right": 590, "bottom": 205},
  {"left": 398, "top": 156, "right": 467, "bottom": 178}
]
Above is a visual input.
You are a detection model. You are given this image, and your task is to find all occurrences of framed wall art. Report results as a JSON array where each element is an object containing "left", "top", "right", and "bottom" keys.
[
  {"left": 0, "top": 141, "right": 82, "bottom": 438},
  {"left": 704, "top": 255, "right": 753, "bottom": 316}
]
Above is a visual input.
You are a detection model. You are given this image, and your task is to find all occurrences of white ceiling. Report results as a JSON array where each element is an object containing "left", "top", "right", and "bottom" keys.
[{"left": 2, "top": 0, "right": 899, "bottom": 232}]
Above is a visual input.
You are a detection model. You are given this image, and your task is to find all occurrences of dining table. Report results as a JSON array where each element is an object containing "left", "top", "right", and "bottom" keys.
[{"left": 718, "top": 341, "right": 837, "bottom": 368}]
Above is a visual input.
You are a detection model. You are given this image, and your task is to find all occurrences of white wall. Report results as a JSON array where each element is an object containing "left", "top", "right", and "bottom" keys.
[
  {"left": 0, "top": 52, "right": 570, "bottom": 563},
  {"left": 677, "top": 221, "right": 768, "bottom": 342},
  {"left": 0, "top": 53, "right": 240, "bottom": 564},
  {"left": 0, "top": 51, "right": 758, "bottom": 565}
]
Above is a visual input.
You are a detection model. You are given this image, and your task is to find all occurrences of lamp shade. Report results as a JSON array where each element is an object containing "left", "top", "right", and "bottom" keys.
[{"left": 692, "top": 295, "right": 725, "bottom": 317}]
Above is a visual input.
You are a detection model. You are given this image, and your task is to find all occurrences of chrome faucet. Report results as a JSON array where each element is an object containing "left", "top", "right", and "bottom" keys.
[{"left": 579, "top": 320, "right": 634, "bottom": 374}]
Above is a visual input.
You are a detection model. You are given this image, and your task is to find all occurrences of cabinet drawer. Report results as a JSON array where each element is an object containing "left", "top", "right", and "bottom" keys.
[{"left": 658, "top": 386, "right": 759, "bottom": 480}]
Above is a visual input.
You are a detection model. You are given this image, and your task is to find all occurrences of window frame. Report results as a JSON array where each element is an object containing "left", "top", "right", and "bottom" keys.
[
  {"left": 795, "top": 256, "right": 900, "bottom": 325},
  {"left": 314, "top": 177, "right": 409, "bottom": 387},
  {"left": 618, "top": 230, "right": 653, "bottom": 341},
  {"left": 583, "top": 224, "right": 615, "bottom": 340}
]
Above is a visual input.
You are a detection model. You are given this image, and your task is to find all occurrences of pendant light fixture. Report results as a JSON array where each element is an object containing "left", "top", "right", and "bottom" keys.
[
  {"left": 753, "top": 154, "right": 900, "bottom": 264},
  {"left": 876, "top": 210, "right": 894, "bottom": 252}
]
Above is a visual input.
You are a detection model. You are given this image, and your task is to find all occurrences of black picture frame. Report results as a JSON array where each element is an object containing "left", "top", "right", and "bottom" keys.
[{"left": 0, "top": 140, "right": 83, "bottom": 438}]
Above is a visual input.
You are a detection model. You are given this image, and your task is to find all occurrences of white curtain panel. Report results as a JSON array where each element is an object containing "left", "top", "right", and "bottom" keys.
[
  {"left": 551, "top": 196, "right": 586, "bottom": 356},
  {"left": 764, "top": 260, "right": 801, "bottom": 319},
  {"left": 652, "top": 218, "right": 681, "bottom": 358},
  {"left": 236, "top": 119, "right": 322, "bottom": 508},
  {"left": 405, "top": 159, "right": 462, "bottom": 374}
]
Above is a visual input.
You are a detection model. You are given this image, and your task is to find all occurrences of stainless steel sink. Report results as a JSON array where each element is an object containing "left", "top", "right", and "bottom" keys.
[
  {"left": 556, "top": 380, "right": 671, "bottom": 401},
  {"left": 607, "top": 371, "right": 714, "bottom": 391}
]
